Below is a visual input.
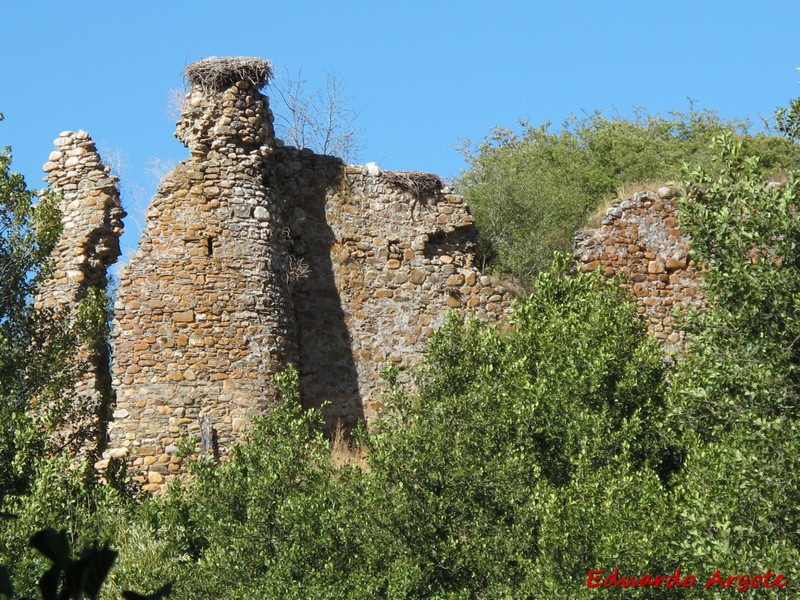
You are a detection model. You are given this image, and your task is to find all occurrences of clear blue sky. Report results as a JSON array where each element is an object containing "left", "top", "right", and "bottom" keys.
[{"left": 2, "top": 1, "right": 800, "bottom": 256}]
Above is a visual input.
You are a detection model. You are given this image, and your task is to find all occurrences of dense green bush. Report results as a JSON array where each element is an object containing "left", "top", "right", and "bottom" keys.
[
  {"left": 457, "top": 109, "right": 800, "bottom": 282},
  {"left": 72, "top": 262, "right": 672, "bottom": 599},
  {"left": 359, "top": 259, "right": 671, "bottom": 598},
  {"left": 664, "top": 134, "right": 800, "bottom": 580}
]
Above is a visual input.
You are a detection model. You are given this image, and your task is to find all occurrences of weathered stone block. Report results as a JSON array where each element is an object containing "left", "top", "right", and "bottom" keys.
[{"left": 173, "top": 310, "right": 195, "bottom": 323}]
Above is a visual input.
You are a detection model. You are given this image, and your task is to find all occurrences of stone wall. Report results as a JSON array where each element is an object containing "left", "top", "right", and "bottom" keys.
[
  {"left": 37, "top": 130, "right": 125, "bottom": 455},
  {"left": 573, "top": 187, "right": 704, "bottom": 351},
  {"left": 42, "top": 58, "right": 714, "bottom": 492},
  {"left": 270, "top": 151, "right": 511, "bottom": 427},
  {"left": 43, "top": 57, "right": 716, "bottom": 490},
  {"left": 98, "top": 57, "right": 513, "bottom": 490}
]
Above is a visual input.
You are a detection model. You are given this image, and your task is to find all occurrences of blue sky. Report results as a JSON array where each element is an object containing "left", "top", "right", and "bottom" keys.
[{"left": 2, "top": 1, "right": 800, "bottom": 256}]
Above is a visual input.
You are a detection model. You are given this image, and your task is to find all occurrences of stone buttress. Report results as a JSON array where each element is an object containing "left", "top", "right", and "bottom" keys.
[
  {"left": 108, "top": 58, "right": 297, "bottom": 490},
  {"left": 37, "top": 130, "right": 125, "bottom": 456}
]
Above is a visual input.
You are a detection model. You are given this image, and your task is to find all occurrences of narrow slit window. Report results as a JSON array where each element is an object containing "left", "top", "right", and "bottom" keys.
[{"left": 206, "top": 236, "right": 214, "bottom": 256}]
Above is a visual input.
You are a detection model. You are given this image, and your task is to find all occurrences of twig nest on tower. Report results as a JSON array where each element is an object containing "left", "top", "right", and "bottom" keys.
[{"left": 184, "top": 57, "right": 273, "bottom": 92}]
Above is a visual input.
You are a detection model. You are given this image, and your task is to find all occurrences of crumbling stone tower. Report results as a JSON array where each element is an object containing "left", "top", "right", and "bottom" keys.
[
  {"left": 40, "top": 131, "right": 124, "bottom": 306},
  {"left": 109, "top": 58, "right": 297, "bottom": 489},
  {"left": 37, "top": 130, "right": 125, "bottom": 454}
]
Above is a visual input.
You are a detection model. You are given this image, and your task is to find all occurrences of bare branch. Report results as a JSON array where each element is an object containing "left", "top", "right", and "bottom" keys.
[
  {"left": 165, "top": 87, "right": 187, "bottom": 123},
  {"left": 271, "top": 68, "right": 364, "bottom": 163}
]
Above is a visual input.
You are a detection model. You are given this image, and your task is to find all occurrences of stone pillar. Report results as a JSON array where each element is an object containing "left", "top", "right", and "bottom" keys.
[
  {"left": 109, "top": 57, "right": 297, "bottom": 491},
  {"left": 37, "top": 130, "right": 125, "bottom": 456},
  {"left": 40, "top": 131, "right": 125, "bottom": 307}
]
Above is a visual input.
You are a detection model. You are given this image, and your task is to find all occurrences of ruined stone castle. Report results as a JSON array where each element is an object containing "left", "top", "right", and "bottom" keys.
[
  {"left": 40, "top": 57, "right": 702, "bottom": 492},
  {"left": 41, "top": 57, "right": 514, "bottom": 491}
]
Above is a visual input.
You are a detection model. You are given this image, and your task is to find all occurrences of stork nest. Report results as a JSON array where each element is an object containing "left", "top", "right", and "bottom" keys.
[
  {"left": 382, "top": 170, "right": 444, "bottom": 197},
  {"left": 184, "top": 57, "right": 273, "bottom": 92}
]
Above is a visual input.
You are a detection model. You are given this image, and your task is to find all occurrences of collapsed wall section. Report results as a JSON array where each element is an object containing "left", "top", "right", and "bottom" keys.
[
  {"left": 271, "top": 151, "right": 512, "bottom": 426},
  {"left": 36, "top": 131, "right": 124, "bottom": 457},
  {"left": 573, "top": 187, "right": 704, "bottom": 351},
  {"left": 108, "top": 58, "right": 297, "bottom": 491}
]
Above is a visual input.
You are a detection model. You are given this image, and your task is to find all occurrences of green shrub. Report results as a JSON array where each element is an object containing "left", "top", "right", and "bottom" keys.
[
  {"left": 664, "top": 134, "right": 800, "bottom": 581},
  {"left": 0, "top": 525, "right": 170, "bottom": 600},
  {"left": 358, "top": 259, "right": 671, "bottom": 597}
]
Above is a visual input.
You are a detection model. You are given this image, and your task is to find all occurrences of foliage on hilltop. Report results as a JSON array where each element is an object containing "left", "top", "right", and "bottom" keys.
[{"left": 457, "top": 108, "right": 800, "bottom": 282}]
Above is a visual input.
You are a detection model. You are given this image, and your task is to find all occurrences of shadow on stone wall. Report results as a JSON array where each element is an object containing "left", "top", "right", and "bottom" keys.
[{"left": 268, "top": 149, "right": 364, "bottom": 431}]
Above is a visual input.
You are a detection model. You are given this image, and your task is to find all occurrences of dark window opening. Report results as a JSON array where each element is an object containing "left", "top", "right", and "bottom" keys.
[
  {"left": 206, "top": 236, "right": 214, "bottom": 257},
  {"left": 423, "top": 229, "right": 474, "bottom": 260}
]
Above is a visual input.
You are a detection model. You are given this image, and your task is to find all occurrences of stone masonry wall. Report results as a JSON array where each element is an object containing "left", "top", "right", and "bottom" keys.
[
  {"left": 107, "top": 59, "right": 298, "bottom": 490},
  {"left": 49, "top": 56, "right": 713, "bottom": 491},
  {"left": 103, "top": 57, "right": 514, "bottom": 490},
  {"left": 270, "top": 151, "right": 512, "bottom": 427},
  {"left": 37, "top": 130, "right": 125, "bottom": 455},
  {"left": 573, "top": 186, "right": 704, "bottom": 351}
]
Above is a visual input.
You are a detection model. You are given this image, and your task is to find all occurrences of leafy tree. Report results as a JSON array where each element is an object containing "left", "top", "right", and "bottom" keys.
[
  {"left": 0, "top": 117, "right": 113, "bottom": 498},
  {"left": 676, "top": 132, "right": 800, "bottom": 434},
  {"left": 774, "top": 97, "right": 800, "bottom": 143},
  {"left": 774, "top": 67, "right": 800, "bottom": 143},
  {"left": 665, "top": 133, "right": 800, "bottom": 580},
  {"left": 0, "top": 116, "right": 76, "bottom": 496},
  {"left": 356, "top": 259, "right": 672, "bottom": 597}
]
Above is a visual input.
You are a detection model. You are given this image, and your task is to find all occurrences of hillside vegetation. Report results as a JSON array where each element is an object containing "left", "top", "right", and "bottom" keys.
[
  {"left": 457, "top": 108, "right": 800, "bottom": 282},
  {"left": 1, "top": 101, "right": 800, "bottom": 597}
]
